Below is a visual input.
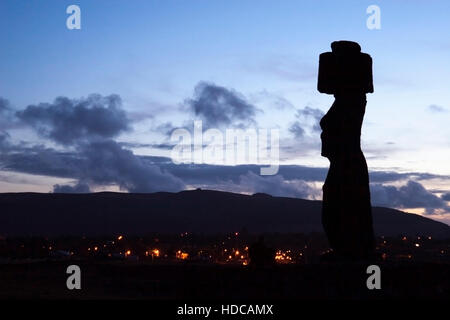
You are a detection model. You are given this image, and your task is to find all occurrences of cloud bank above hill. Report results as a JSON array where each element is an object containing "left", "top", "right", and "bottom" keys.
[{"left": 0, "top": 86, "right": 449, "bottom": 216}]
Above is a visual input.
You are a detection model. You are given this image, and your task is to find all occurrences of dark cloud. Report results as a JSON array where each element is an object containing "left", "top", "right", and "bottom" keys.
[
  {"left": 16, "top": 94, "right": 130, "bottom": 145},
  {"left": 118, "top": 142, "right": 154, "bottom": 149},
  {"left": 153, "top": 121, "right": 176, "bottom": 136},
  {"left": 289, "top": 107, "right": 324, "bottom": 138},
  {"left": 140, "top": 155, "right": 175, "bottom": 164},
  {"left": 149, "top": 143, "right": 177, "bottom": 150},
  {"left": 288, "top": 122, "right": 305, "bottom": 138},
  {"left": 186, "top": 82, "right": 258, "bottom": 128},
  {"left": 2, "top": 140, "right": 449, "bottom": 212},
  {"left": 4, "top": 142, "right": 448, "bottom": 194},
  {"left": 118, "top": 142, "right": 176, "bottom": 151},
  {"left": 78, "top": 140, "right": 184, "bottom": 193},
  {"left": 0, "top": 145, "right": 81, "bottom": 178},
  {"left": 428, "top": 104, "right": 447, "bottom": 113},
  {"left": 236, "top": 171, "right": 318, "bottom": 199},
  {"left": 370, "top": 180, "right": 449, "bottom": 214},
  {"left": 159, "top": 163, "right": 326, "bottom": 186},
  {"left": 296, "top": 107, "right": 325, "bottom": 121},
  {"left": 0, "top": 97, "right": 19, "bottom": 130},
  {"left": 0, "top": 141, "right": 184, "bottom": 193},
  {"left": 0, "top": 97, "right": 10, "bottom": 114},
  {"left": 2, "top": 149, "right": 321, "bottom": 185},
  {"left": 53, "top": 182, "right": 91, "bottom": 193},
  {"left": 166, "top": 164, "right": 449, "bottom": 204},
  {"left": 1, "top": 92, "right": 182, "bottom": 193},
  {"left": 0, "top": 131, "right": 10, "bottom": 151},
  {"left": 368, "top": 171, "right": 445, "bottom": 183}
]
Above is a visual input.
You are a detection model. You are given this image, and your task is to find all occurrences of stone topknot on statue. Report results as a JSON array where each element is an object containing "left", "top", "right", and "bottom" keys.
[{"left": 317, "top": 40, "right": 374, "bottom": 95}]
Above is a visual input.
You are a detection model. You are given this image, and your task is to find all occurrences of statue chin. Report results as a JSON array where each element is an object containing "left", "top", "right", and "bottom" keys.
[
  {"left": 320, "top": 150, "right": 336, "bottom": 162},
  {"left": 320, "top": 149, "right": 330, "bottom": 159}
]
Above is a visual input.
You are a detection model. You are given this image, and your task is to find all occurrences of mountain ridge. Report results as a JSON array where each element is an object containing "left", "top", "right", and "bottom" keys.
[{"left": 0, "top": 189, "right": 449, "bottom": 238}]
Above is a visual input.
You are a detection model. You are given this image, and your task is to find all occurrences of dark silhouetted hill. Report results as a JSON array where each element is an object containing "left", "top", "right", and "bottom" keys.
[{"left": 0, "top": 190, "right": 449, "bottom": 238}]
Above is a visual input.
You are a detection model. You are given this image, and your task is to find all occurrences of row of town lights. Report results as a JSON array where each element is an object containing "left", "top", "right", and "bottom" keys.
[{"left": 40, "top": 234, "right": 447, "bottom": 262}]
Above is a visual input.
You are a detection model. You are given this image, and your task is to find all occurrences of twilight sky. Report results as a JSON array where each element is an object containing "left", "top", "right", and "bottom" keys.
[{"left": 0, "top": 0, "right": 449, "bottom": 224}]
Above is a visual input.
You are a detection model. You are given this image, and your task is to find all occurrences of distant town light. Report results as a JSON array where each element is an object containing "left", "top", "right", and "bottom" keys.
[
  {"left": 176, "top": 250, "right": 189, "bottom": 260},
  {"left": 275, "top": 250, "right": 292, "bottom": 262}
]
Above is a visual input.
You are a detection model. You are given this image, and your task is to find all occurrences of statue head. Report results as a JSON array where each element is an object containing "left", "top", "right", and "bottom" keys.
[{"left": 318, "top": 40, "right": 374, "bottom": 95}]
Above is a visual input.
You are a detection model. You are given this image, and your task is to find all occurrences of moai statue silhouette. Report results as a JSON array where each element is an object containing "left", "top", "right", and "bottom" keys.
[{"left": 318, "top": 41, "right": 376, "bottom": 260}]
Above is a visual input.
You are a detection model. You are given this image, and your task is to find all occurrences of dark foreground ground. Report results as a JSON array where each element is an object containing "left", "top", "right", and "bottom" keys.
[{"left": 0, "top": 260, "right": 448, "bottom": 300}]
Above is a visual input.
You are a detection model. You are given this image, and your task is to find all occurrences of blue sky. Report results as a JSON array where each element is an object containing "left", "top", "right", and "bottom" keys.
[{"left": 0, "top": 1, "right": 449, "bottom": 224}]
